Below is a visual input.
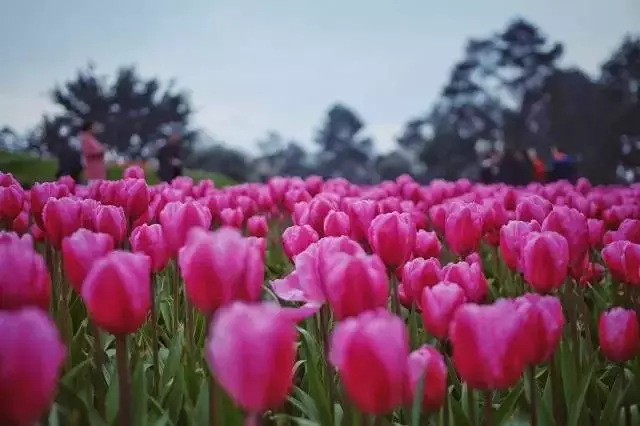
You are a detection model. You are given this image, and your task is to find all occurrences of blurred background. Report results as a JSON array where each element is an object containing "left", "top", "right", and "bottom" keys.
[{"left": 0, "top": 0, "right": 638, "bottom": 185}]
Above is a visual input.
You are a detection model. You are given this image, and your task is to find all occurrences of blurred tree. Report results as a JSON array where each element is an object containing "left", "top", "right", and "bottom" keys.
[
  {"left": 253, "top": 131, "right": 315, "bottom": 180},
  {"left": 422, "top": 18, "right": 564, "bottom": 179},
  {"left": 314, "top": 104, "right": 376, "bottom": 183},
  {"left": 43, "top": 64, "right": 195, "bottom": 159},
  {"left": 186, "top": 143, "right": 249, "bottom": 182}
]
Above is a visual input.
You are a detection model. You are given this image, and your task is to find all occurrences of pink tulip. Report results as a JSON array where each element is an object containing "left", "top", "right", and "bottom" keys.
[
  {"left": 42, "top": 197, "right": 81, "bottom": 248},
  {"left": 247, "top": 215, "right": 269, "bottom": 238},
  {"left": 404, "top": 345, "right": 448, "bottom": 411},
  {"left": 160, "top": 201, "right": 212, "bottom": 256},
  {"left": 220, "top": 207, "right": 245, "bottom": 228},
  {"left": 0, "top": 309, "right": 66, "bottom": 425},
  {"left": 82, "top": 251, "right": 151, "bottom": 334},
  {"left": 514, "top": 294, "right": 565, "bottom": 365},
  {"left": 441, "top": 261, "right": 488, "bottom": 303},
  {"left": 599, "top": 308, "right": 639, "bottom": 363},
  {"left": 282, "top": 225, "right": 319, "bottom": 261},
  {"left": 368, "top": 212, "right": 416, "bottom": 268},
  {"left": 515, "top": 195, "right": 552, "bottom": 224},
  {"left": 450, "top": 300, "right": 528, "bottom": 390},
  {"left": 520, "top": 231, "right": 570, "bottom": 293},
  {"left": 62, "top": 229, "right": 114, "bottom": 293},
  {"left": 323, "top": 252, "right": 388, "bottom": 320},
  {"left": 542, "top": 206, "right": 589, "bottom": 267},
  {"left": 413, "top": 230, "right": 441, "bottom": 260},
  {"left": 94, "top": 204, "right": 127, "bottom": 247},
  {"left": 402, "top": 257, "right": 442, "bottom": 304},
  {"left": 0, "top": 236, "right": 51, "bottom": 311},
  {"left": 179, "top": 227, "right": 263, "bottom": 315},
  {"left": 206, "top": 302, "right": 297, "bottom": 413},
  {"left": 499, "top": 220, "right": 541, "bottom": 272},
  {"left": 421, "top": 281, "right": 466, "bottom": 340},
  {"left": 444, "top": 203, "right": 484, "bottom": 256},
  {"left": 324, "top": 210, "right": 351, "bottom": 237},
  {"left": 330, "top": 309, "right": 409, "bottom": 414},
  {"left": 347, "top": 199, "right": 378, "bottom": 243},
  {"left": 130, "top": 224, "right": 170, "bottom": 273}
]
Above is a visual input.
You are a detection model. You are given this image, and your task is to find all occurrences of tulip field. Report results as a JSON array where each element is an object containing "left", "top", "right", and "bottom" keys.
[{"left": 1, "top": 167, "right": 639, "bottom": 426}]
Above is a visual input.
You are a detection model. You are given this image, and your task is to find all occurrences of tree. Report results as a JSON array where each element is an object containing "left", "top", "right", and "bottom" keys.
[
  {"left": 44, "top": 64, "right": 195, "bottom": 159},
  {"left": 314, "top": 104, "right": 376, "bottom": 183},
  {"left": 421, "top": 18, "right": 564, "bottom": 178}
]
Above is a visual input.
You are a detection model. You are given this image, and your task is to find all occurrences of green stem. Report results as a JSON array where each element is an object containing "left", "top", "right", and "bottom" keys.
[
  {"left": 622, "top": 365, "right": 631, "bottom": 426},
  {"left": 529, "top": 367, "right": 537, "bottom": 426},
  {"left": 468, "top": 389, "right": 476, "bottom": 426},
  {"left": 565, "top": 280, "right": 581, "bottom": 371},
  {"left": 90, "top": 320, "right": 106, "bottom": 417},
  {"left": 173, "top": 262, "right": 180, "bottom": 334},
  {"left": 151, "top": 274, "right": 159, "bottom": 393},
  {"left": 484, "top": 391, "right": 492, "bottom": 426},
  {"left": 207, "top": 315, "right": 218, "bottom": 426},
  {"left": 549, "top": 356, "right": 565, "bottom": 426},
  {"left": 389, "top": 268, "right": 400, "bottom": 315},
  {"left": 116, "top": 334, "right": 132, "bottom": 426},
  {"left": 321, "top": 305, "right": 335, "bottom": 425}
]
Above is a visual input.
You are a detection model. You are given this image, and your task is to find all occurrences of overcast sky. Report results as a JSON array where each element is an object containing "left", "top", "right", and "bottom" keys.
[{"left": 0, "top": 0, "right": 638, "bottom": 153}]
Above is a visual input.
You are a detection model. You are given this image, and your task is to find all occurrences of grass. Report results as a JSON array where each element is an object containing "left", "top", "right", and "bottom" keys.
[{"left": 0, "top": 150, "right": 236, "bottom": 187}]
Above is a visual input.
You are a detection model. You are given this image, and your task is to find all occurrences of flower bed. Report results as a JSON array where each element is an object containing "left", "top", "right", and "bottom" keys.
[{"left": 0, "top": 170, "right": 638, "bottom": 426}]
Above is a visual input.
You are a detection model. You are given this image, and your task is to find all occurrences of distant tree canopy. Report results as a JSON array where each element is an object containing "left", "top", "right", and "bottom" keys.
[
  {"left": 2, "top": 19, "right": 639, "bottom": 184},
  {"left": 41, "top": 64, "right": 195, "bottom": 159}
]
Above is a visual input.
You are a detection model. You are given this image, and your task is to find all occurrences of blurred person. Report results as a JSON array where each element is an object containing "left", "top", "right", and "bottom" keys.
[
  {"left": 549, "top": 146, "right": 577, "bottom": 182},
  {"left": 79, "top": 120, "right": 106, "bottom": 182},
  {"left": 527, "top": 148, "right": 546, "bottom": 182},
  {"left": 496, "top": 148, "right": 532, "bottom": 186},
  {"left": 479, "top": 150, "right": 498, "bottom": 184},
  {"left": 54, "top": 140, "right": 83, "bottom": 182},
  {"left": 157, "top": 125, "right": 183, "bottom": 183}
]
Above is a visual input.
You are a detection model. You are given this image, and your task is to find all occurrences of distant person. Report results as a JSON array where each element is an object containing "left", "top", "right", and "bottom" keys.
[
  {"left": 497, "top": 148, "right": 532, "bottom": 186},
  {"left": 527, "top": 148, "right": 546, "bottom": 182},
  {"left": 55, "top": 142, "right": 83, "bottom": 182},
  {"left": 479, "top": 150, "right": 498, "bottom": 184},
  {"left": 550, "top": 146, "right": 577, "bottom": 182},
  {"left": 157, "top": 127, "right": 183, "bottom": 183},
  {"left": 79, "top": 120, "right": 106, "bottom": 182}
]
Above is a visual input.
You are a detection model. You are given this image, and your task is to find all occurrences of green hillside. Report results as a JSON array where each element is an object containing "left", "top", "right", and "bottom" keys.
[{"left": 0, "top": 150, "right": 235, "bottom": 187}]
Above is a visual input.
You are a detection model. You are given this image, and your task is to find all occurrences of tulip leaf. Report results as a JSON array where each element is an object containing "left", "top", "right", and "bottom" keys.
[
  {"left": 291, "top": 385, "right": 320, "bottom": 421},
  {"left": 449, "top": 387, "right": 471, "bottom": 426},
  {"left": 133, "top": 360, "right": 149, "bottom": 426},
  {"left": 105, "top": 365, "right": 119, "bottom": 425},
  {"left": 567, "top": 355, "right": 597, "bottom": 426},
  {"left": 598, "top": 372, "right": 626, "bottom": 426},
  {"left": 410, "top": 370, "right": 426, "bottom": 426},
  {"left": 160, "top": 330, "right": 184, "bottom": 400},
  {"left": 47, "top": 403, "right": 60, "bottom": 426},
  {"left": 493, "top": 381, "right": 523, "bottom": 426}
]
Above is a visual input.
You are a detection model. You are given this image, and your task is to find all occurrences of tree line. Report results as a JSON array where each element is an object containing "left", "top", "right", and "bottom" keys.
[{"left": 1, "top": 18, "right": 639, "bottom": 184}]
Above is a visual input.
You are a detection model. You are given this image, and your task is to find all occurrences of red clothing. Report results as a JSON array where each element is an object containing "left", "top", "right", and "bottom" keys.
[
  {"left": 80, "top": 133, "right": 106, "bottom": 180},
  {"left": 532, "top": 158, "right": 546, "bottom": 182}
]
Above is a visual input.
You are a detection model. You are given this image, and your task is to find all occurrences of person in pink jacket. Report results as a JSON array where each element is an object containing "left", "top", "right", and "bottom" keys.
[{"left": 79, "top": 120, "right": 106, "bottom": 182}]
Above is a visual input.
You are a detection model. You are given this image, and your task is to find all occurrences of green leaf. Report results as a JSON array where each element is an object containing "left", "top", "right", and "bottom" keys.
[
  {"left": 61, "top": 358, "right": 92, "bottom": 387},
  {"left": 48, "top": 403, "right": 60, "bottom": 426},
  {"left": 449, "top": 387, "right": 471, "bottom": 426},
  {"left": 105, "top": 365, "right": 119, "bottom": 425},
  {"left": 598, "top": 372, "right": 626, "bottom": 426},
  {"left": 290, "top": 386, "right": 320, "bottom": 421},
  {"left": 160, "top": 330, "right": 184, "bottom": 401},
  {"left": 133, "top": 360, "right": 149, "bottom": 426},
  {"left": 410, "top": 370, "right": 425, "bottom": 426},
  {"left": 193, "top": 380, "right": 209, "bottom": 426},
  {"left": 567, "top": 356, "right": 597, "bottom": 426},
  {"left": 494, "top": 382, "right": 523, "bottom": 426}
]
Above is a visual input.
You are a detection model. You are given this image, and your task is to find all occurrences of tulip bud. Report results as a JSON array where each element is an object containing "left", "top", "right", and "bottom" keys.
[
  {"left": 323, "top": 252, "right": 388, "bottom": 320},
  {"left": 160, "top": 201, "right": 213, "bottom": 256},
  {"left": 444, "top": 203, "right": 484, "bottom": 256},
  {"left": 282, "top": 225, "right": 319, "bottom": 261},
  {"left": 179, "top": 227, "right": 263, "bottom": 315},
  {"left": 599, "top": 308, "right": 639, "bottom": 363},
  {"left": 82, "top": 251, "right": 152, "bottom": 335},
  {"left": 130, "top": 224, "right": 170, "bottom": 273},
  {"left": 520, "top": 231, "right": 570, "bottom": 293},
  {"left": 499, "top": 220, "right": 541, "bottom": 272},
  {"left": 402, "top": 258, "right": 442, "bottom": 304},
  {"left": 0, "top": 309, "right": 66, "bottom": 425},
  {"left": 247, "top": 215, "right": 269, "bottom": 238},
  {"left": 330, "top": 309, "right": 409, "bottom": 414},
  {"left": 515, "top": 195, "right": 552, "bottom": 224},
  {"left": 404, "top": 345, "right": 448, "bottom": 411},
  {"left": 323, "top": 210, "right": 351, "bottom": 237},
  {"left": 94, "top": 204, "right": 127, "bottom": 247},
  {"left": 0, "top": 236, "right": 51, "bottom": 311},
  {"left": 62, "top": 229, "right": 114, "bottom": 293},
  {"left": 220, "top": 207, "right": 245, "bottom": 228},
  {"left": 421, "top": 281, "right": 466, "bottom": 340},
  {"left": 368, "top": 212, "right": 416, "bottom": 268},
  {"left": 441, "top": 261, "right": 488, "bottom": 303},
  {"left": 414, "top": 230, "right": 441, "bottom": 260},
  {"left": 42, "top": 197, "right": 81, "bottom": 248},
  {"left": 450, "top": 300, "right": 528, "bottom": 390},
  {"left": 542, "top": 206, "right": 589, "bottom": 267},
  {"left": 206, "top": 302, "right": 297, "bottom": 414},
  {"left": 514, "top": 294, "right": 565, "bottom": 365}
]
